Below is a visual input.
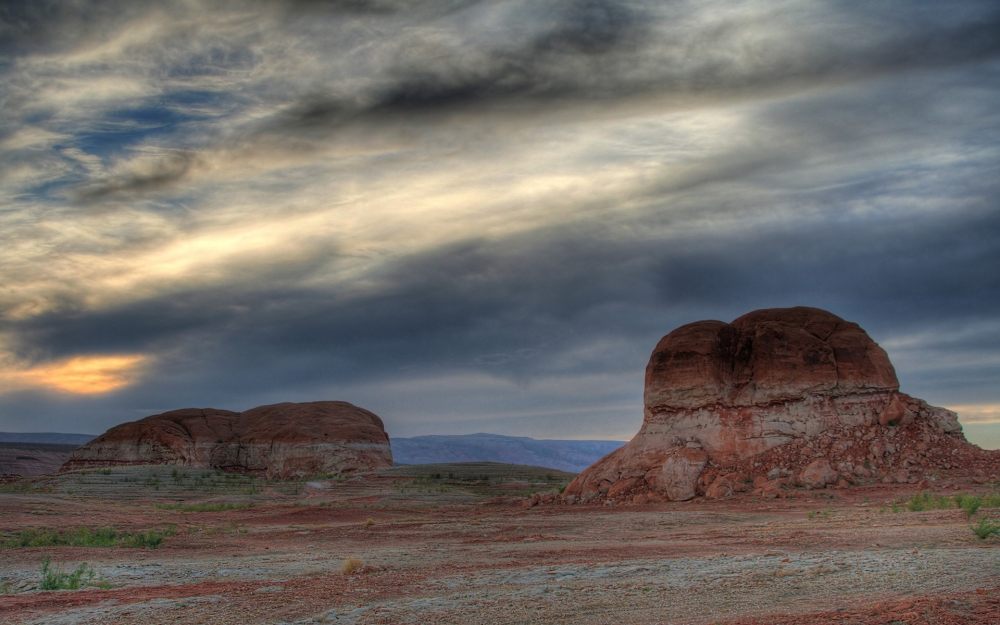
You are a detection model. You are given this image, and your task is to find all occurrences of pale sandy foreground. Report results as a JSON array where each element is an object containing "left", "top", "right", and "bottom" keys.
[{"left": 1, "top": 464, "right": 998, "bottom": 624}]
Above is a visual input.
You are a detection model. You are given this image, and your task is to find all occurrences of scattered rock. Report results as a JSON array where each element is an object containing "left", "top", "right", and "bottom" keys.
[
  {"left": 799, "top": 459, "right": 838, "bottom": 489},
  {"left": 706, "top": 472, "right": 749, "bottom": 499}
]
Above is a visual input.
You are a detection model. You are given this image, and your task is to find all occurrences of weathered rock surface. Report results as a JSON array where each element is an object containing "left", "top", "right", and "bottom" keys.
[
  {"left": 798, "top": 458, "right": 838, "bottom": 489},
  {"left": 565, "top": 307, "right": 999, "bottom": 503},
  {"left": 61, "top": 401, "right": 392, "bottom": 479}
]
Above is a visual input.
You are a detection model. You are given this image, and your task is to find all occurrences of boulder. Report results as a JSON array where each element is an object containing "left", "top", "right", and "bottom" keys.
[
  {"left": 648, "top": 448, "right": 707, "bottom": 501},
  {"left": 61, "top": 401, "right": 392, "bottom": 479},
  {"left": 706, "top": 472, "right": 749, "bottom": 499},
  {"left": 799, "top": 459, "right": 838, "bottom": 489}
]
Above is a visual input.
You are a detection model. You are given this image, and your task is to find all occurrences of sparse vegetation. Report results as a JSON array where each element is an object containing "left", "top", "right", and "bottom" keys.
[
  {"left": 389, "top": 462, "right": 573, "bottom": 498},
  {"left": 2, "top": 526, "right": 175, "bottom": 549},
  {"left": 155, "top": 501, "right": 254, "bottom": 513},
  {"left": 971, "top": 518, "right": 1000, "bottom": 540},
  {"left": 39, "top": 558, "right": 111, "bottom": 591},
  {"left": 341, "top": 556, "right": 363, "bottom": 575},
  {"left": 906, "top": 492, "right": 952, "bottom": 512},
  {"left": 890, "top": 492, "right": 1000, "bottom": 517},
  {"left": 956, "top": 494, "right": 982, "bottom": 518},
  {"left": 0, "top": 480, "right": 49, "bottom": 494}
]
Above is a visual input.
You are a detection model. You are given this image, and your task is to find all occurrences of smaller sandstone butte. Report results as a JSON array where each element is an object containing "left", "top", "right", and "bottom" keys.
[
  {"left": 565, "top": 307, "right": 999, "bottom": 503},
  {"left": 61, "top": 401, "right": 392, "bottom": 479}
]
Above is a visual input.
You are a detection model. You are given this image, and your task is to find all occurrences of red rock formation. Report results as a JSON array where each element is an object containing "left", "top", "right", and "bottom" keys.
[
  {"left": 565, "top": 307, "right": 999, "bottom": 503},
  {"left": 61, "top": 401, "right": 392, "bottom": 479}
]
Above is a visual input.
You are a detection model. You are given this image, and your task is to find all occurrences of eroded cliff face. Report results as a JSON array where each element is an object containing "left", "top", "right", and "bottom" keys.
[
  {"left": 61, "top": 401, "right": 392, "bottom": 479},
  {"left": 565, "top": 307, "right": 995, "bottom": 503}
]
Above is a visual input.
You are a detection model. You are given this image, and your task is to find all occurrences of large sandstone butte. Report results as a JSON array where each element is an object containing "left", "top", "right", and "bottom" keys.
[
  {"left": 61, "top": 401, "right": 392, "bottom": 479},
  {"left": 565, "top": 307, "right": 999, "bottom": 503}
]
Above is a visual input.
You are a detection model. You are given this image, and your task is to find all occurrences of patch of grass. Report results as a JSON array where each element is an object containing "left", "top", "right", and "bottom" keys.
[
  {"left": 306, "top": 472, "right": 344, "bottom": 481},
  {"left": 971, "top": 518, "right": 1000, "bottom": 540},
  {"left": 955, "top": 494, "right": 982, "bottom": 518},
  {"left": 340, "top": 556, "right": 363, "bottom": 575},
  {"left": 2, "top": 526, "right": 175, "bottom": 549},
  {"left": 897, "top": 491, "right": 1000, "bottom": 516},
  {"left": 807, "top": 509, "right": 832, "bottom": 520},
  {"left": 197, "top": 521, "right": 247, "bottom": 536},
  {"left": 39, "top": 558, "right": 111, "bottom": 591},
  {"left": 0, "top": 480, "right": 49, "bottom": 494},
  {"left": 982, "top": 493, "right": 1000, "bottom": 508},
  {"left": 906, "top": 492, "right": 952, "bottom": 512},
  {"left": 389, "top": 463, "right": 574, "bottom": 498},
  {"left": 118, "top": 528, "right": 173, "bottom": 548},
  {"left": 154, "top": 501, "right": 254, "bottom": 513}
]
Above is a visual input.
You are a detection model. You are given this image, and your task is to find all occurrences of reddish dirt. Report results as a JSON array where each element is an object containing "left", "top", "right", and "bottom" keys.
[
  {"left": 723, "top": 588, "right": 1000, "bottom": 625},
  {"left": 1, "top": 473, "right": 998, "bottom": 624}
]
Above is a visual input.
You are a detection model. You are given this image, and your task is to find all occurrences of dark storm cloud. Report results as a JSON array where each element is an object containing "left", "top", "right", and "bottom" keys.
[
  {"left": 3, "top": 191, "right": 999, "bottom": 433},
  {"left": 9, "top": 187, "right": 1000, "bottom": 394},
  {"left": 266, "top": 1, "right": 1000, "bottom": 129},
  {"left": 268, "top": 0, "right": 649, "bottom": 122},
  {"left": 0, "top": 0, "right": 145, "bottom": 56}
]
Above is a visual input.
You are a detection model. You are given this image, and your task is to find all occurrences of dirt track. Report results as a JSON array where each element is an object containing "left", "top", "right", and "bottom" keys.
[{"left": 1, "top": 466, "right": 998, "bottom": 624}]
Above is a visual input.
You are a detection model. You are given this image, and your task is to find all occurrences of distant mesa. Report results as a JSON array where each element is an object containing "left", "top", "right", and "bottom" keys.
[
  {"left": 565, "top": 307, "right": 1000, "bottom": 503},
  {"left": 61, "top": 401, "right": 392, "bottom": 479}
]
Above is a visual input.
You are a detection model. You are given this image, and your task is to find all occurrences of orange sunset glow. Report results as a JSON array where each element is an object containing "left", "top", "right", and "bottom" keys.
[{"left": 4, "top": 354, "right": 149, "bottom": 395}]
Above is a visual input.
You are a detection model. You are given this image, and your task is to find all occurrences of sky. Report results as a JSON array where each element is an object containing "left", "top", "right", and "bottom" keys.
[{"left": 1, "top": 1, "right": 999, "bottom": 447}]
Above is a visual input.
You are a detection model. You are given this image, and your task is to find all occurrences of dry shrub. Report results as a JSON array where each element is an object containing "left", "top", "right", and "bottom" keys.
[{"left": 341, "top": 557, "right": 363, "bottom": 575}]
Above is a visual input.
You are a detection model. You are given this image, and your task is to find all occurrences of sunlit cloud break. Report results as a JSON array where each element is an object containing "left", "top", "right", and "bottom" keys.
[
  {"left": 1, "top": 354, "right": 150, "bottom": 395},
  {"left": 948, "top": 405, "right": 1000, "bottom": 425}
]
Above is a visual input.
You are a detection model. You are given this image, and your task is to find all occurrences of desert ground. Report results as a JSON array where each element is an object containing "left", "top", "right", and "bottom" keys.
[{"left": 1, "top": 464, "right": 998, "bottom": 625}]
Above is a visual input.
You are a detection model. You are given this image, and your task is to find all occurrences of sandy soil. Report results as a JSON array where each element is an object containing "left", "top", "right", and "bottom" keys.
[{"left": 0, "top": 466, "right": 997, "bottom": 624}]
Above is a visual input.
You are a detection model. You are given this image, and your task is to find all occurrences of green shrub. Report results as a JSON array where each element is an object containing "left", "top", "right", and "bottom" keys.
[
  {"left": 906, "top": 492, "right": 952, "bottom": 512},
  {"left": 971, "top": 518, "right": 1000, "bottom": 540},
  {"left": 955, "top": 494, "right": 982, "bottom": 518},
  {"left": 39, "top": 558, "right": 110, "bottom": 591}
]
